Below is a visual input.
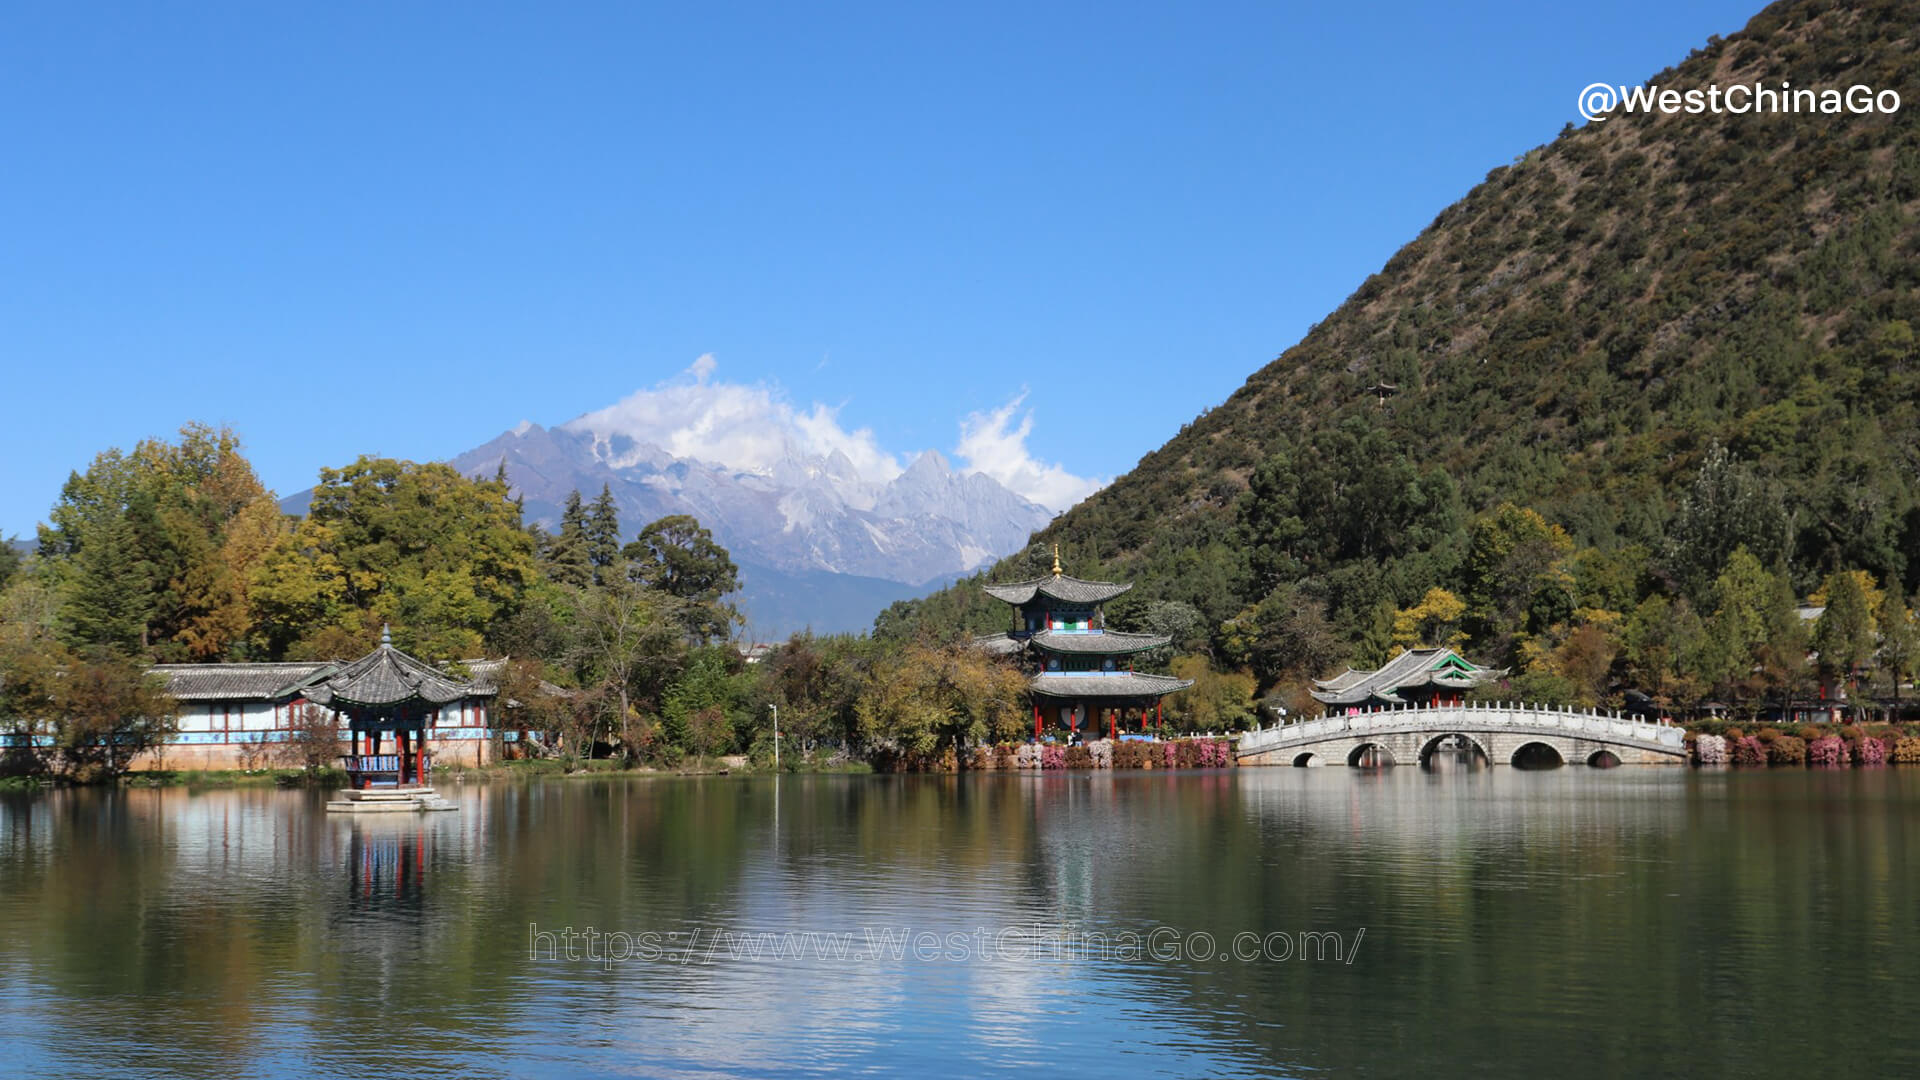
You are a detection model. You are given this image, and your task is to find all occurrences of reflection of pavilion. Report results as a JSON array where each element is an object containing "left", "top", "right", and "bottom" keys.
[
  {"left": 319, "top": 629, "right": 459, "bottom": 813},
  {"left": 343, "top": 818, "right": 433, "bottom": 910}
]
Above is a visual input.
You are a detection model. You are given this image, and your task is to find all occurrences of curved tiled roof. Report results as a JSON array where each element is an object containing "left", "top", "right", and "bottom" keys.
[
  {"left": 982, "top": 574, "right": 1132, "bottom": 605},
  {"left": 1310, "top": 647, "right": 1503, "bottom": 705},
  {"left": 305, "top": 633, "right": 473, "bottom": 709},
  {"left": 969, "top": 633, "right": 1028, "bottom": 656},
  {"left": 150, "top": 662, "right": 339, "bottom": 702},
  {"left": 1028, "top": 630, "right": 1169, "bottom": 655},
  {"left": 1030, "top": 672, "right": 1194, "bottom": 700}
]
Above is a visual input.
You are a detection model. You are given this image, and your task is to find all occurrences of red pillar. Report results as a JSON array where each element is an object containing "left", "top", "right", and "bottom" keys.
[
  {"left": 1033, "top": 702, "right": 1042, "bottom": 741},
  {"left": 1108, "top": 709, "right": 1116, "bottom": 741}
]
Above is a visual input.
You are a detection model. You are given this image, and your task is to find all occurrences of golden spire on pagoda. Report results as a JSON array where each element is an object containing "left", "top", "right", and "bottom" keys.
[{"left": 1051, "top": 544, "right": 1062, "bottom": 575}]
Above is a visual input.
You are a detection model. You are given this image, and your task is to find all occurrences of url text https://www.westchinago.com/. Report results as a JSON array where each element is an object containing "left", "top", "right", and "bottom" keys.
[
  {"left": 529, "top": 924, "right": 1366, "bottom": 970},
  {"left": 1577, "top": 80, "right": 1900, "bottom": 122}
]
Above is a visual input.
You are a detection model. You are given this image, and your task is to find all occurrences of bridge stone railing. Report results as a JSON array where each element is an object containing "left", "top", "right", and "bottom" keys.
[{"left": 1235, "top": 702, "right": 1686, "bottom": 757}]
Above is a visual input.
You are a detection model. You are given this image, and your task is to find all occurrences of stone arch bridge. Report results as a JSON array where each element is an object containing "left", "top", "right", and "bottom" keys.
[{"left": 1236, "top": 703, "right": 1688, "bottom": 767}]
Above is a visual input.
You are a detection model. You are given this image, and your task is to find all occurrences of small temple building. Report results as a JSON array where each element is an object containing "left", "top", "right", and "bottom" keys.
[
  {"left": 977, "top": 548, "right": 1192, "bottom": 740},
  {"left": 1311, "top": 647, "right": 1503, "bottom": 714},
  {"left": 143, "top": 633, "right": 506, "bottom": 773}
]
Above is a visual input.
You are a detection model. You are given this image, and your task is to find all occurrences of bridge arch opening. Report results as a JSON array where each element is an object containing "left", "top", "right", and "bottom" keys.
[
  {"left": 1291, "top": 752, "right": 1322, "bottom": 768},
  {"left": 1510, "top": 741, "right": 1565, "bottom": 769},
  {"left": 1418, "top": 733, "right": 1490, "bottom": 769},
  {"left": 1587, "top": 749, "right": 1622, "bottom": 768},
  {"left": 1347, "top": 743, "right": 1396, "bottom": 768}
]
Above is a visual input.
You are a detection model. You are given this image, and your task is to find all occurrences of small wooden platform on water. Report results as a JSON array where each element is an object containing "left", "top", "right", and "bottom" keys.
[{"left": 325, "top": 786, "right": 457, "bottom": 814}]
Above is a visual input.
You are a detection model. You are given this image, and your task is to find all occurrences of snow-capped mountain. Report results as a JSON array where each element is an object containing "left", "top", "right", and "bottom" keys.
[{"left": 444, "top": 419, "right": 1056, "bottom": 630}]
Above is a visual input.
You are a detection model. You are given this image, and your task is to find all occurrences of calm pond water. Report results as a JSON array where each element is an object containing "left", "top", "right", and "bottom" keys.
[{"left": 3, "top": 766, "right": 1919, "bottom": 1078}]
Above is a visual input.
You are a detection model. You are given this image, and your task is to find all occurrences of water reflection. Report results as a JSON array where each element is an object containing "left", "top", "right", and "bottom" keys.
[{"left": 2, "top": 769, "right": 1919, "bottom": 1078}]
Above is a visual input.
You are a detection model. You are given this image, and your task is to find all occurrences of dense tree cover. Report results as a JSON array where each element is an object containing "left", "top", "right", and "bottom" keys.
[
  {"left": 884, "top": 0, "right": 1920, "bottom": 719},
  {"left": 2, "top": 427, "right": 1037, "bottom": 773}
]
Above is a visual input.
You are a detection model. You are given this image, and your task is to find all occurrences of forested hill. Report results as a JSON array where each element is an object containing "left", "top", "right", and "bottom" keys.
[{"left": 885, "top": 0, "right": 1920, "bottom": 688}]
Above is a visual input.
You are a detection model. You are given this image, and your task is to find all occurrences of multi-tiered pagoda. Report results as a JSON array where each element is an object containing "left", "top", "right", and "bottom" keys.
[{"left": 978, "top": 548, "right": 1192, "bottom": 741}]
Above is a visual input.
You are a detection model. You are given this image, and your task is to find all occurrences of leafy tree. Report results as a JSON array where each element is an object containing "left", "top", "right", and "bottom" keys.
[
  {"left": 51, "top": 648, "right": 179, "bottom": 781},
  {"left": 1623, "top": 594, "right": 1705, "bottom": 707},
  {"left": 568, "top": 579, "right": 684, "bottom": 758},
  {"left": 1165, "top": 655, "right": 1258, "bottom": 732},
  {"left": 248, "top": 457, "right": 535, "bottom": 660},
  {"left": 855, "top": 643, "right": 1028, "bottom": 755},
  {"left": 1391, "top": 587, "right": 1467, "bottom": 650},
  {"left": 1879, "top": 596, "right": 1920, "bottom": 709},
  {"left": 39, "top": 423, "right": 279, "bottom": 660},
  {"left": 1812, "top": 569, "right": 1876, "bottom": 697},
  {"left": 58, "top": 506, "right": 157, "bottom": 654},
  {"left": 625, "top": 515, "right": 739, "bottom": 643},
  {"left": 1697, "top": 546, "right": 1798, "bottom": 709},
  {"left": 1663, "top": 444, "right": 1790, "bottom": 604},
  {"left": 1461, "top": 503, "right": 1574, "bottom": 657},
  {"left": 544, "top": 490, "right": 593, "bottom": 590},
  {"left": 585, "top": 485, "right": 622, "bottom": 586},
  {"left": 0, "top": 537, "right": 20, "bottom": 594}
]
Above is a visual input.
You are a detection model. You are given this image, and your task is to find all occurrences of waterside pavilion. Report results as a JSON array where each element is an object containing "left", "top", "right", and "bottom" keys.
[
  {"left": 307, "top": 628, "right": 468, "bottom": 804},
  {"left": 977, "top": 549, "right": 1192, "bottom": 740}
]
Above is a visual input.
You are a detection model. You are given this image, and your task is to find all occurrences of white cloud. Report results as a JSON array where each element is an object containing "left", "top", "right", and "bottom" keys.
[
  {"left": 561, "top": 357, "right": 1103, "bottom": 513},
  {"left": 561, "top": 355, "right": 903, "bottom": 482},
  {"left": 955, "top": 393, "right": 1103, "bottom": 513}
]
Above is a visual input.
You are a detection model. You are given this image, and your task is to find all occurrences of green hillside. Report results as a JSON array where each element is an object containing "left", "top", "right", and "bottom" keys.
[{"left": 885, "top": 0, "right": 1920, "bottom": 713}]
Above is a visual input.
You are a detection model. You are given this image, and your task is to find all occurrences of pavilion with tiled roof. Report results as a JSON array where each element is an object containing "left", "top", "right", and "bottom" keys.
[
  {"left": 1311, "top": 647, "right": 1504, "bottom": 714},
  {"left": 977, "top": 547, "right": 1192, "bottom": 741},
  {"left": 309, "top": 626, "right": 476, "bottom": 788}
]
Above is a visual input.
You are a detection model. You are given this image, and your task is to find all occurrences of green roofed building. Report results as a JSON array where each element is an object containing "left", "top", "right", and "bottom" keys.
[
  {"left": 1310, "top": 647, "right": 1504, "bottom": 715},
  {"left": 976, "top": 547, "right": 1192, "bottom": 740}
]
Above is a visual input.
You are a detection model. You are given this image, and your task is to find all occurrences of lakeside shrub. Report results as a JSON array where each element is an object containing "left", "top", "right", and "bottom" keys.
[
  {"left": 1113, "top": 741, "right": 1150, "bottom": 769},
  {"left": 1856, "top": 736, "right": 1888, "bottom": 766},
  {"left": 1768, "top": 736, "right": 1807, "bottom": 766},
  {"left": 1756, "top": 727, "right": 1783, "bottom": 744},
  {"left": 1040, "top": 745, "right": 1065, "bottom": 770},
  {"left": 1065, "top": 745, "right": 1093, "bottom": 770},
  {"left": 994, "top": 743, "right": 1017, "bottom": 770},
  {"left": 1732, "top": 737, "right": 1767, "bottom": 767},
  {"left": 1893, "top": 738, "right": 1920, "bottom": 765},
  {"left": 1162, "top": 742, "right": 1178, "bottom": 769},
  {"left": 1014, "top": 743, "right": 1039, "bottom": 769},
  {"left": 1808, "top": 736, "right": 1847, "bottom": 767},
  {"left": 1796, "top": 724, "right": 1829, "bottom": 742}
]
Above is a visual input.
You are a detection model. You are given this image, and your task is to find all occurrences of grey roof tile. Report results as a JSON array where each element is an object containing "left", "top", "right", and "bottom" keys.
[
  {"left": 982, "top": 574, "right": 1132, "bottom": 605},
  {"left": 1030, "top": 672, "right": 1193, "bottom": 699}
]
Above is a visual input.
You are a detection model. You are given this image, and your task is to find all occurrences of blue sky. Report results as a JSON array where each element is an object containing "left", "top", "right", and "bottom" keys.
[{"left": 1, "top": 0, "right": 1763, "bottom": 533}]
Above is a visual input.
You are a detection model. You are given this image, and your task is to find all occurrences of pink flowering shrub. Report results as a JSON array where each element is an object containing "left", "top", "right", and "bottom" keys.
[
  {"left": 1040, "top": 744, "right": 1065, "bottom": 770},
  {"left": 1162, "top": 742, "right": 1178, "bottom": 769},
  {"left": 1732, "top": 736, "right": 1768, "bottom": 767},
  {"left": 1693, "top": 734, "right": 1728, "bottom": 765},
  {"left": 1808, "top": 736, "right": 1847, "bottom": 767},
  {"left": 1855, "top": 736, "right": 1888, "bottom": 766}
]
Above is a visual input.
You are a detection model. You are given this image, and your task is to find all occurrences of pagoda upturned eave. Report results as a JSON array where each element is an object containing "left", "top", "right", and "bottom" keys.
[
  {"left": 1027, "top": 629, "right": 1168, "bottom": 655},
  {"left": 981, "top": 573, "right": 1131, "bottom": 606},
  {"left": 305, "top": 635, "right": 472, "bottom": 711}
]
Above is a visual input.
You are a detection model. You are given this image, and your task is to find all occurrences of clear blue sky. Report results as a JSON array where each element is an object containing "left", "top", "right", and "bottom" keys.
[{"left": 0, "top": 0, "right": 1764, "bottom": 536}]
